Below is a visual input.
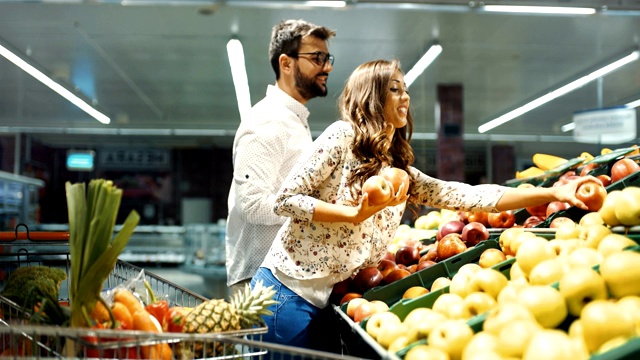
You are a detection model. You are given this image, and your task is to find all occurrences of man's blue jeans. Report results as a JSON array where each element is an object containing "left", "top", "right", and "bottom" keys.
[{"left": 251, "top": 267, "right": 320, "bottom": 348}]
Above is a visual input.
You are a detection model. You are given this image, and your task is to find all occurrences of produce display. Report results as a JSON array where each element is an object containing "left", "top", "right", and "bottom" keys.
[{"left": 337, "top": 146, "right": 640, "bottom": 360}]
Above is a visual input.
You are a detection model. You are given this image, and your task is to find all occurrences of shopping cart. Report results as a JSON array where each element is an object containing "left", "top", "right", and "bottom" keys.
[{"left": 0, "top": 225, "right": 364, "bottom": 359}]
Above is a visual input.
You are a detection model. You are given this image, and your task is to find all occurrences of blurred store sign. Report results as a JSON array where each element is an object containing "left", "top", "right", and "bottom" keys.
[
  {"left": 573, "top": 106, "right": 636, "bottom": 144},
  {"left": 98, "top": 148, "right": 171, "bottom": 170}
]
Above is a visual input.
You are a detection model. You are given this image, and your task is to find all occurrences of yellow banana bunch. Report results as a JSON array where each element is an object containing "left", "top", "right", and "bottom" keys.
[
  {"left": 516, "top": 166, "right": 545, "bottom": 179},
  {"left": 532, "top": 153, "right": 567, "bottom": 171}
]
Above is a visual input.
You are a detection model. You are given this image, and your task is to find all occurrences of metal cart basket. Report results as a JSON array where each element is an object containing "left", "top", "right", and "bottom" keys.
[{"left": 0, "top": 226, "right": 361, "bottom": 359}]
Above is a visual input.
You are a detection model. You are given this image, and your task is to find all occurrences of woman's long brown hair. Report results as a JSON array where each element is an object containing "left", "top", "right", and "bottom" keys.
[{"left": 338, "top": 59, "right": 416, "bottom": 204}]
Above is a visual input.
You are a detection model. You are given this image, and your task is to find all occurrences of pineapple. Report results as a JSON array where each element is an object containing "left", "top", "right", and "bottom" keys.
[{"left": 177, "top": 280, "right": 277, "bottom": 358}]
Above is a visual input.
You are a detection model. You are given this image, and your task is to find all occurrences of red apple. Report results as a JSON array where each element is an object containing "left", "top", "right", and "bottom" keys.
[
  {"left": 596, "top": 174, "right": 612, "bottom": 187},
  {"left": 461, "top": 221, "right": 490, "bottom": 246},
  {"left": 467, "top": 211, "right": 489, "bottom": 226},
  {"left": 610, "top": 158, "right": 640, "bottom": 183},
  {"left": 487, "top": 210, "right": 516, "bottom": 228},
  {"left": 423, "top": 244, "right": 439, "bottom": 262},
  {"left": 559, "top": 170, "right": 577, "bottom": 180},
  {"left": 458, "top": 211, "right": 470, "bottom": 224},
  {"left": 549, "top": 216, "right": 575, "bottom": 229},
  {"left": 377, "top": 259, "right": 398, "bottom": 278},
  {"left": 416, "top": 260, "right": 437, "bottom": 271},
  {"left": 382, "top": 268, "right": 411, "bottom": 285},
  {"left": 353, "top": 301, "right": 378, "bottom": 323},
  {"left": 526, "top": 202, "right": 549, "bottom": 217},
  {"left": 352, "top": 266, "right": 383, "bottom": 293},
  {"left": 332, "top": 277, "right": 353, "bottom": 297},
  {"left": 340, "top": 292, "right": 363, "bottom": 305},
  {"left": 546, "top": 201, "right": 571, "bottom": 218},
  {"left": 523, "top": 215, "right": 545, "bottom": 228},
  {"left": 382, "top": 251, "right": 395, "bottom": 262},
  {"left": 580, "top": 163, "right": 600, "bottom": 176},
  {"left": 381, "top": 167, "right": 411, "bottom": 197},
  {"left": 575, "top": 180, "right": 607, "bottom": 211},
  {"left": 437, "top": 220, "right": 466, "bottom": 241},
  {"left": 436, "top": 233, "right": 467, "bottom": 260},
  {"left": 406, "top": 264, "right": 418, "bottom": 273},
  {"left": 363, "top": 175, "right": 392, "bottom": 205},
  {"left": 395, "top": 245, "right": 421, "bottom": 266}
]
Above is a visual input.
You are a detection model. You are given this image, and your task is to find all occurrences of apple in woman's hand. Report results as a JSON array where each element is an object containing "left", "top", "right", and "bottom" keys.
[
  {"left": 363, "top": 175, "right": 392, "bottom": 205},
  {"left": 381, "top": 167, "right": 410, "bottom": 197},
  {"left": 575, "top": 180, "right": 607, "bottom": 211}
]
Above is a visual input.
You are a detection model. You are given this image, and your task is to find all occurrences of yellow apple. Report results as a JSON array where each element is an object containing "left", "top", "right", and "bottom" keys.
[
  {"left": 566, "top": 247, "right": 603, "bottom": 269},
  {"left": 509, "top": 260, "right": 527, "bottom": 281},
  {"left": 597, "top": 233, "right": 637, "bottom": 258},
  {"left": 528, "top": 257, "right": 567, "bottom": 286},
  {"left": 431, "top": 276, "right": 452, "bottom": 292},
  {"left": 558, "top": 267, "right": 608, "bottom": 316},
  {"left": 599, "top": 251, "right": 640, "bottom": 298},
  {"left": 614, "top": 187, "right": 640, "bottom": 226},
  {"left": 467, "top": 268, "right": 509, "bottom": 300},
  {"left": 370, "top": 300, "right": 389, "bottom": 312},
  {"left": 483, "top": 302, "right": 536, "bottom": 335},
  {"left": 403, "top": 307, "right": 447, "bottom": 341},
  {"left": 516, "top": 285, "right": 567, "bottom": 328},
  {"left": 523, "top": 329, "right": 586, "bottom": 360},
  {"left": 433, "top": 293, "right": 472, "bottom": 320},
  {"left": 509, "top": 231, "right": 537, "bottom": 256},
  {"left": 616, "top": 296, "right": 640, "bottom": 334},
  {"left": 387, "top": 335, "right": 411, "bottom": 353},
  {"left": 346, "top": 297, "right": 369, "bottom": 319},
  {"left": 594, "top": 336, "right": 631, "bottom": 356},
  {"left": 456, "top": 263, "right": 483, "bottom": 277},
  {"left": 579, "top": 211, "right": 604, "bottom": 226},
  {"left": 580, "top": 299, "right": 635, "bottom": 353},
  {"left": 498, "top": 227, "right": 525, "bottom": 255},
  {"left": 515, "top": 236, "right": 557, "bottom": 278},
  {"left": 579, "top": 224, "right": 612, "bottom": 249},
  {"left": 461, "top": 332, "right": 498, "bottom": 360},
  {"left": 495, "top": 318, "right": 543, "bottom": 358},
  {"left": 496, "top": 281, "right": 526, "bottom": 305},
  {"left": 428, "top": 319, "right": 474, "bottom": 360},
  {"left": 376, "top": 320, "right": 408, "bottom": 349},
  {"left": 449, "top": 271, "right": 474, "bottom": 298},
  {"left": 599, "top": 190, "right": 623, "bottom": 227},
  {"left": 555, "top": 222, "right": 582, "bottom": 240},
  {"left": 366, "top": 311, "right": 401, "bottom": 340},
  {"left": 405, "top": 345, "right": 449, "bottom": 360},
  {"left": 415, "top": 210, "right": 442, "bottom": 230},
  {"left": 463, "top": 291, "right": 497, "bottom": 317}
]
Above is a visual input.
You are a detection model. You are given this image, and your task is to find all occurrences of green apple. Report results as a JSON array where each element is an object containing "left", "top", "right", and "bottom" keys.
[
  {"left": 528, "top": 257, "right": 568, "bottom": 286},
  {"left": 523, "top": 329, "right": 587, "bottom": 360},
  {"left": 461, "top": 332, "right": 499, "bottom": 360},
  {"left": 580, "top": 299, "right": 635, "bottom": 353},
  {"left": 517, "top": 285, "right": 567, "bottom": 328},
  {"left": 566, "top": 247, "right": 603, "bottom": 269},
  {"left": 463, "top": 291, "right": 497, "bottom": 317},
  {"left": 403, "top": 307, "right": 447, "bottom": 341},
  {"left": 614, "top": 187, "right": 640, "bottom": 226},
  {"left": 467, "top": 268, "right": 509, "bottom": 300},
  {"left": 597, "top": 234, "right": 637, "bottom": 258},
  {"left": 579, "top": 211, "right": 604, "bottom": 226},
  {"left": 432, "top": 293, "right": 471, "bottom": 320},
  {"left": 495, "top": 318, "right": 543, "bottom": 358},
  {"left": 515, "top": 236, "right": 557, "bottom": 278},
  {"left": 365, "top": 311, "right": 401, "bottom": 340},
  {"left": 483, "top": 302, "right": 536, "bottom": 335},
  {"left": 599, "top": 190, "right": 623, "bottom": 227},
  {"left": 579, "top": 224, "right": 612, "bottom": 249},
  {"left": 599, "top": 251, "right": 640, "bottom": 298},
  {"left": 428, "top": 319, "right": 474, "bottom": 360},
  {"left": 558, "top": 267, "right": 608, "bottom": 316},
  {"left": 405, "top": 345, "right": 449, "bottom": 360}
]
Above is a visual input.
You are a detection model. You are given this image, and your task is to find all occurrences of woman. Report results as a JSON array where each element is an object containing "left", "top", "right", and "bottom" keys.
[{"left": 251, "top": 59, "right": 594, "bottom": 347}]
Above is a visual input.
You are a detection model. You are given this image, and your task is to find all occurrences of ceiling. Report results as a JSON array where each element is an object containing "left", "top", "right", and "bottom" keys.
[{"left": 1, "top": 0, "right": 640, "bottom": 161}]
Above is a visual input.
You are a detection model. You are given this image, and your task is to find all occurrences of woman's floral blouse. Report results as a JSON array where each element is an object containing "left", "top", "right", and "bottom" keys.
[{"left": 266, "top": 120, "right": 507, "bottom": 285}]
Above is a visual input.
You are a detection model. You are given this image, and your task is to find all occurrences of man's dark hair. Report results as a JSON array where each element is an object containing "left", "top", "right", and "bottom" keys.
[{"left": 269, "top": 19, "right": 336, "bottom": 79}]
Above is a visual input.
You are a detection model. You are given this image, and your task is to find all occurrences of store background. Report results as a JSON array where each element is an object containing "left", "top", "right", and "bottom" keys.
[{"left": 1, "top": 0, "right": 640, "bottom": 299}]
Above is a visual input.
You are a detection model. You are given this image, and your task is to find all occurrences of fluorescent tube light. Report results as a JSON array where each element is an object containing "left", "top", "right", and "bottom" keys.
[
  {"left": 405, "top": 43, "right": 443, "bottom": 87},
  {"left": 306, "top": 1, "right": 346, "bottom": 7},
  {"left": 227, "top": 39, "right": 251, "bottom": 122},
  {"left": 626, "top": 98, "right": 640, "bottom": 109},
  {"left": 483, "top": 5, "right": 596, "bottom": 15},
  {"left": 0, "top": 43, "right": 110, "bottom": 124},
  {"left": 479, "top": 49, "right": 640, "bottom": 133}
]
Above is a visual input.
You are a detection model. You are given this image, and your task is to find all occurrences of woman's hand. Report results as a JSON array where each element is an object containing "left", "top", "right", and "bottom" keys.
[
  {"left": 553, "top": 175, "right": 601, "bottom": 210},
  {"left": 354, "top": 181, "right": 409, "bottom": 222}
]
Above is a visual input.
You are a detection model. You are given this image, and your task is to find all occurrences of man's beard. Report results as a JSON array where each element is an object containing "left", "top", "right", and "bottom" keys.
[{"left": 295, "top": 65, "right": 328, "bottom": 100}]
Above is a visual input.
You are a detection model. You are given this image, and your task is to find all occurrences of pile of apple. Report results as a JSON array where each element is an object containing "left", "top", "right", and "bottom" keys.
[{"left": 363, "top": 217, "right": 640, "bottom": 360}]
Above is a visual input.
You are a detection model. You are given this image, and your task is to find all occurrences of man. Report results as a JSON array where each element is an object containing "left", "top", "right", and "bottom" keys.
[{"left": 225, "top": 19, "right": 336, "bottom": 296}]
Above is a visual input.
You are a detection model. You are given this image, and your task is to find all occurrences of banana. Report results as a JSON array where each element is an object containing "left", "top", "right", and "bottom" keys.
[
  {"left": 516, "top": 166, "right": 545, "bottom": 179},
  {"left": 601, "top": 148, "right": 613, "bottom": 155},
  {"left": 532, "top": 153, "right": 567, "bottom": 171},
  {"left": 579, "top": 152, "right": 594, "bottom": 162}
]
